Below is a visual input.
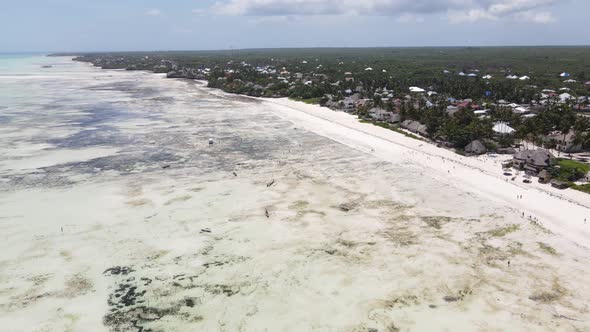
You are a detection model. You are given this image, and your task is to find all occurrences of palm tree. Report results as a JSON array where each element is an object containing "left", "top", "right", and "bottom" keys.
[
  {"left": 573, "top": 117, "right": 590, "bottom": 150},
  {"left": 372, "top": 95, "right": 384, "bottom": 109}
]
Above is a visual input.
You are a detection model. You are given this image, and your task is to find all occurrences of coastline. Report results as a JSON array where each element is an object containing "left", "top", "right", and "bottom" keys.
[
  {"left": 197, "top": 82, "right": 590, "bottom": 246},
  {"left": 2, "top": 57, "right": 590, "bottom": 331},
  {"left": 268, "top": 97, "right": 590, "bottom": 244}
]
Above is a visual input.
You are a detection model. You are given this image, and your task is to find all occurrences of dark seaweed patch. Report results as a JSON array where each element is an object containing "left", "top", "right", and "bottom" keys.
[
  {"left": 103, "top": 267, "right": 205, "bottom": 332},
  {"left": 104, "top": 266, "right": 135, "bottom": 276},
  {"left": 50, "top": 127, "right": 135, "bottom": 148}
]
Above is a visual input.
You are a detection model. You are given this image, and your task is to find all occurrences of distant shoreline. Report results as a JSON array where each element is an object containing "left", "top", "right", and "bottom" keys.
[{"left": 46, "top": 45, "right": 590, "bottom": 56}]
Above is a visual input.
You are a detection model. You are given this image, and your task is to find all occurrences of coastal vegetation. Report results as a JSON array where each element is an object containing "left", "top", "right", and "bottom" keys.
[
  {"left": 289, "top": 96, "right": 322, "bottom": 105},
  {"left": 553, "top": 159, "right": 589, "bottom": 182}
]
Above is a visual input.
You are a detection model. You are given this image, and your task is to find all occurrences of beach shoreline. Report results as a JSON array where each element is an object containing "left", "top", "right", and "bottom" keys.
[
  {"left": 2, "top": 57, "right": 590, "bottom": 331},
  {"left": 197, "top": 82, "right": 590, "bottom": 246},
  {"left": 272, "top": 97, "right": 590, "bottom": 242}
]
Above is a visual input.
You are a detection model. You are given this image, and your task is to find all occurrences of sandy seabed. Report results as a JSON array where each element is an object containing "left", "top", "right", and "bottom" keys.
[{"left": 1, "top": 58, "right": 589, "bottom": 331}]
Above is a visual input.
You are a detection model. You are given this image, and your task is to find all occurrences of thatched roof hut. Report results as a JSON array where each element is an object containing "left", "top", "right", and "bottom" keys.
[
  {"left": 401, "top": 120, "right": 428, "bottom": 136},
  {"left": 514, "top": 149, "right": 556, "bottom": 168},
  {"left": 465, "top": 140, "right": 487, "bottom": 155},
  {"left": 538, "top": 169, "right": 551, "bottom": 183}
]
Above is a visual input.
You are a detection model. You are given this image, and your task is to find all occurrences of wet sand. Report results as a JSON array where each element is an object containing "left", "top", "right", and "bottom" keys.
[{"left": 0, "top": 58, "right": 589, "bottom": 331}]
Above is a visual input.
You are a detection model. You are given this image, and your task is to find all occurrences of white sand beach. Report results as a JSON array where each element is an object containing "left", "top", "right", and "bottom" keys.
[
  {"left": 1, "top": 58, "right": 589, "bottom": 331},
  {"left": 262, "top": 97, "right": 590, "bottom": 245}
]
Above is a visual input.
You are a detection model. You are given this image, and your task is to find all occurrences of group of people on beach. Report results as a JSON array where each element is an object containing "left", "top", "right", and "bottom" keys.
[{"left": 380, "top": 143, "right": 590, "bottom": 228}]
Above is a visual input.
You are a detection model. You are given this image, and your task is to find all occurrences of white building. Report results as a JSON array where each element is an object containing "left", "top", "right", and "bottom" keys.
[{"left": 493, "top": 122, "right": 515, "bottom": 135}]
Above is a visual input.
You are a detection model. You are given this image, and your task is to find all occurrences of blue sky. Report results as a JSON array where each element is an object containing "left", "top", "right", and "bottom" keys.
[{"left": 1, "top": 0, "right": 588, "bottom": 52}]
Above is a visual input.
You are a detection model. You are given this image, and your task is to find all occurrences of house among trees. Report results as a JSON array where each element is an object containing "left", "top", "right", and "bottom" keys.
[
  {"left": 513, "top": 149, "right": 556, "bottom": 175},
  {"left": 545, "top": 130, "right": 582, "bottom": 153},
  {"left": 341, "top": 94, "right": 360, "bottom": 112},
  {"left": 493, "top": 122, "right": 515, "bottom": 135},
  {"left": 401, "top": 120, "right": 428, "bottom": 136},
  {"left": 368, "top": 108, "right": 390, "bottom": 121}
]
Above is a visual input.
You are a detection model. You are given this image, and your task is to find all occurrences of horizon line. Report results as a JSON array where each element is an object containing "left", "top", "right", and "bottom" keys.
[{"left": 4, "top": 44, "right": 590, "bottom": 55}]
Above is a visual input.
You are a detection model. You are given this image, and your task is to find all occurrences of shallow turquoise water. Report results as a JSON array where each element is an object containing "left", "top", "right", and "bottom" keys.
[
  {"left": 0, "top": 55, "right": 70, "bottom": 103},
  {"left": 0, "top": 53, "right": 52, "bottom": 75}
]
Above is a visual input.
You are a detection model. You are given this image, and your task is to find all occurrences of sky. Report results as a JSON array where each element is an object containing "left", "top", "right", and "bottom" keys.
[{"left": 0, "top": 0, "right": 588, "bottom": 52}]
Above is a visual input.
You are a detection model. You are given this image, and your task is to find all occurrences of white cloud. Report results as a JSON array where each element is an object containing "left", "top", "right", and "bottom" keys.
[
  {"left": 212, "top": 0, "right": 459, "bottom": 16},
  {"left": 488, "top": 0, "right": 556, "bottom": 15},
  {"left": 145, "top": 8, "right": 162, "bottom": 16},
  {"left": 448, "top": 9, "right": 498, "bottom": 23},
  {"left": 211, "top": 0, "right": 561, "bottom": 23},
  {"left": 514, "top": 10, "right": 556, "bottom": 23}
]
